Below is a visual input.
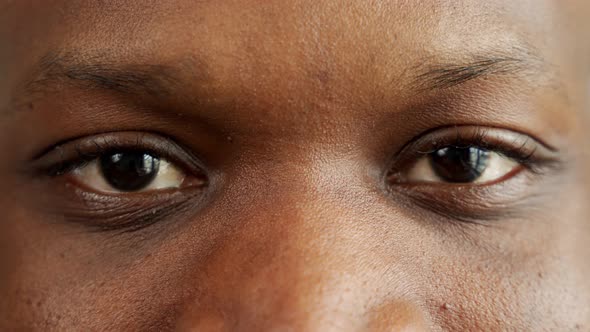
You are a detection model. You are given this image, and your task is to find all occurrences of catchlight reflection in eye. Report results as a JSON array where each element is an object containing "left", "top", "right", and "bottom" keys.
[
  {"left": 404, "top": 146, "right": 520, "bottom": 184},
  {"left": 72, "top": 151, "right": 186, "bottom": 193}
]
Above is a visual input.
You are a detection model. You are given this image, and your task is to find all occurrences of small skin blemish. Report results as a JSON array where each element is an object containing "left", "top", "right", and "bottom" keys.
[
  {"left": 317, "top": 71, "right": 329, "bottom": 84},
  {"left": 313, "top": 69, "right": 330, "bottom": 85},
  {"left": 440, "top": 303, "right": 453, "bottom": 311}
]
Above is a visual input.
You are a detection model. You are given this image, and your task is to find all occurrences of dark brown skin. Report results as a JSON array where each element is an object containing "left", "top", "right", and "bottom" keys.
[{"left": 1, "top": 0, "right": 589, "bottom": 330}]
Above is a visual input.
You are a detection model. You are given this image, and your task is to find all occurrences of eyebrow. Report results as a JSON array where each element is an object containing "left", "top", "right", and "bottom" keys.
[
  {"left": 412, "top": 51, "right": 545, "bottom": 92},
  {"left": 18, "top": 48, "right": 546, "bottom": 109},
  {"left": 22, "top": 52, "right": 188, "bottom": 100}
]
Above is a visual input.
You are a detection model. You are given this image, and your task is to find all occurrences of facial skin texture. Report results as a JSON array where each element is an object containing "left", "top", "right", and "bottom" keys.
[{"left": 1, "top": 0, "right": 589, "bottom": 330}]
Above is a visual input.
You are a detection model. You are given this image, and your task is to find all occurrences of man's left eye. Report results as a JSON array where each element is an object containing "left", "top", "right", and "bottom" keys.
[{"left": 402, "top": 146, "right": 521, "bottom": 184}]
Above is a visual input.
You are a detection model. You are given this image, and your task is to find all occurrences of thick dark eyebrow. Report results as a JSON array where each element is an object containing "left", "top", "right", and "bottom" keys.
[
  {"left": 412, "top": 51, "right": 546, "bottom": 92},
  {"left": 22, "top": 52, "right": 191, "bottom": 100},
  {"left": 17, "top": 48, "right": 548, "bottom": 110}
]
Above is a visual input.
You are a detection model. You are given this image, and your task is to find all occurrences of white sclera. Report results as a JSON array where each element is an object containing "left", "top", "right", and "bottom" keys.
[
  {"left": 72, "top": 158, "right": 186, "bottom": 193},
  {"left": 405, "top": 151, "right": 519, "bottom": 184}
]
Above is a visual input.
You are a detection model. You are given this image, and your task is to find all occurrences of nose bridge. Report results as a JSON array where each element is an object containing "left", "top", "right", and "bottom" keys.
[
  {"left": 180, "top": 156, "right": 430, "bottom": 330},
  {"left": 234, "top": 173, "right": 376, "bottom": 330}
]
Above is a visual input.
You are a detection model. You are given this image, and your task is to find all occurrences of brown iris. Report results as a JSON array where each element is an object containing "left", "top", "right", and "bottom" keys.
[
  {"left": 99, "top": 151, "right": 161, "bottom": 191},
  {"left": 429, "top": 147, "right": 490, "bottom": 183}
]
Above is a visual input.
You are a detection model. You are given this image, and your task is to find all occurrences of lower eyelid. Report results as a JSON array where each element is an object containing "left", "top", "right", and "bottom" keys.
[
  {"left": 386, "top": 168, "right": 546, "bottom": 224},
  {"left": 62, "top": 188, "right": 205, "bottom": 232},
  {"left": 37, "top": 171, "right": 210, "bottom": 232}
]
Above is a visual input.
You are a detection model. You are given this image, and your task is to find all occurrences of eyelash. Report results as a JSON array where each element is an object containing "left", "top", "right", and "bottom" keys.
[
  {"left": 37, "top": 133, "right": 202, "bottom": 179},
  {"left": 436, "top": 130, "right": 533, "bottom": 163}
]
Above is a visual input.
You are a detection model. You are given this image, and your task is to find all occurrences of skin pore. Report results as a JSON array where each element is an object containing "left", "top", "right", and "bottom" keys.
[{"left": 0, "top": 0, "right": 589, "bottom": 330}]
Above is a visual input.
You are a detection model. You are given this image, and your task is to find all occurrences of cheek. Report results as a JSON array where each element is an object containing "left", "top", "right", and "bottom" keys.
[
  {"left": 427, "top": 242, "right": 590, "bottom": 331},
  {"left": 2, "top": 160, "right": 588, "bottom": 330},
  {"left": 426, "top": 258, "right": 536, "bottom": 330},
  {"left": 446, "top": 263, "right": 590, "bottom": 331},
  {"left": 0, "top": 219, "right": 189, "bottom": 330},
  {"left": 0, "top": 210, "right": 63, "bottom": 327}
]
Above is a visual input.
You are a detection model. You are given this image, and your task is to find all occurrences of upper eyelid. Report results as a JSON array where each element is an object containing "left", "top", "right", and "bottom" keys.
[
  {"left": 414, "top": 139, "right": 533, "bottom": 161},
  {"left": 397, "top": 126, "right": 555, "bottom": 158},
  {"left": 31, "top": 131, "right": 208, "bottom": 178},
  {"left": 411, "top": 124, "right": 555, "bottom": 149},
  {"left": 386, "top": 125, "right": 562, "bottom": 178}
]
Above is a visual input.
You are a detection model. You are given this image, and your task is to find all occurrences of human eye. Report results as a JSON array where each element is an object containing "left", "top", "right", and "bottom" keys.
[
  {"left": 403, "top": 146, "right": 518, "bottom": 184},
  {"left": 72, "top": 151, "right": 191, "bottom": 193},
  {"left": 31, "top": 132, "right": 209, "bottom": 232},
  {"left": 386, "top": 126, "right": 563, "bottom": 221}
]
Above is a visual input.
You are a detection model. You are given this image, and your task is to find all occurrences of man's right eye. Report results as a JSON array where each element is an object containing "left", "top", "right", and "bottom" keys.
[
  {"left": 41, "top": 133, "right": 209, "bottom": 196},
  {"left": 30, "top": 132, "right": 210, "bottom": 232},
  {"left": 71, "top": 150, "right": 198, "bottom": 193}
]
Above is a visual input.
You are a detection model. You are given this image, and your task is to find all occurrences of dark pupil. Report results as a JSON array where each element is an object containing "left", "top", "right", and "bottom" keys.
[
  {"left": 100, "top": 152, "right": 160, "bottom": 191},
  {"left": 429, "top": 147, "right": 490, "bottom": 183}
]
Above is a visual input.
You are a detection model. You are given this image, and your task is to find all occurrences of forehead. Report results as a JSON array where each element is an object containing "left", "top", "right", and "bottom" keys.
[
  {"left": 1, "top": 0, "right": 561, "bottom": 69},
  {"left": 3, "top": 0, "right": 582, "bottom": 144},
  {"left": 1, "top": 1, "right": 566, "bottom": 104}
]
